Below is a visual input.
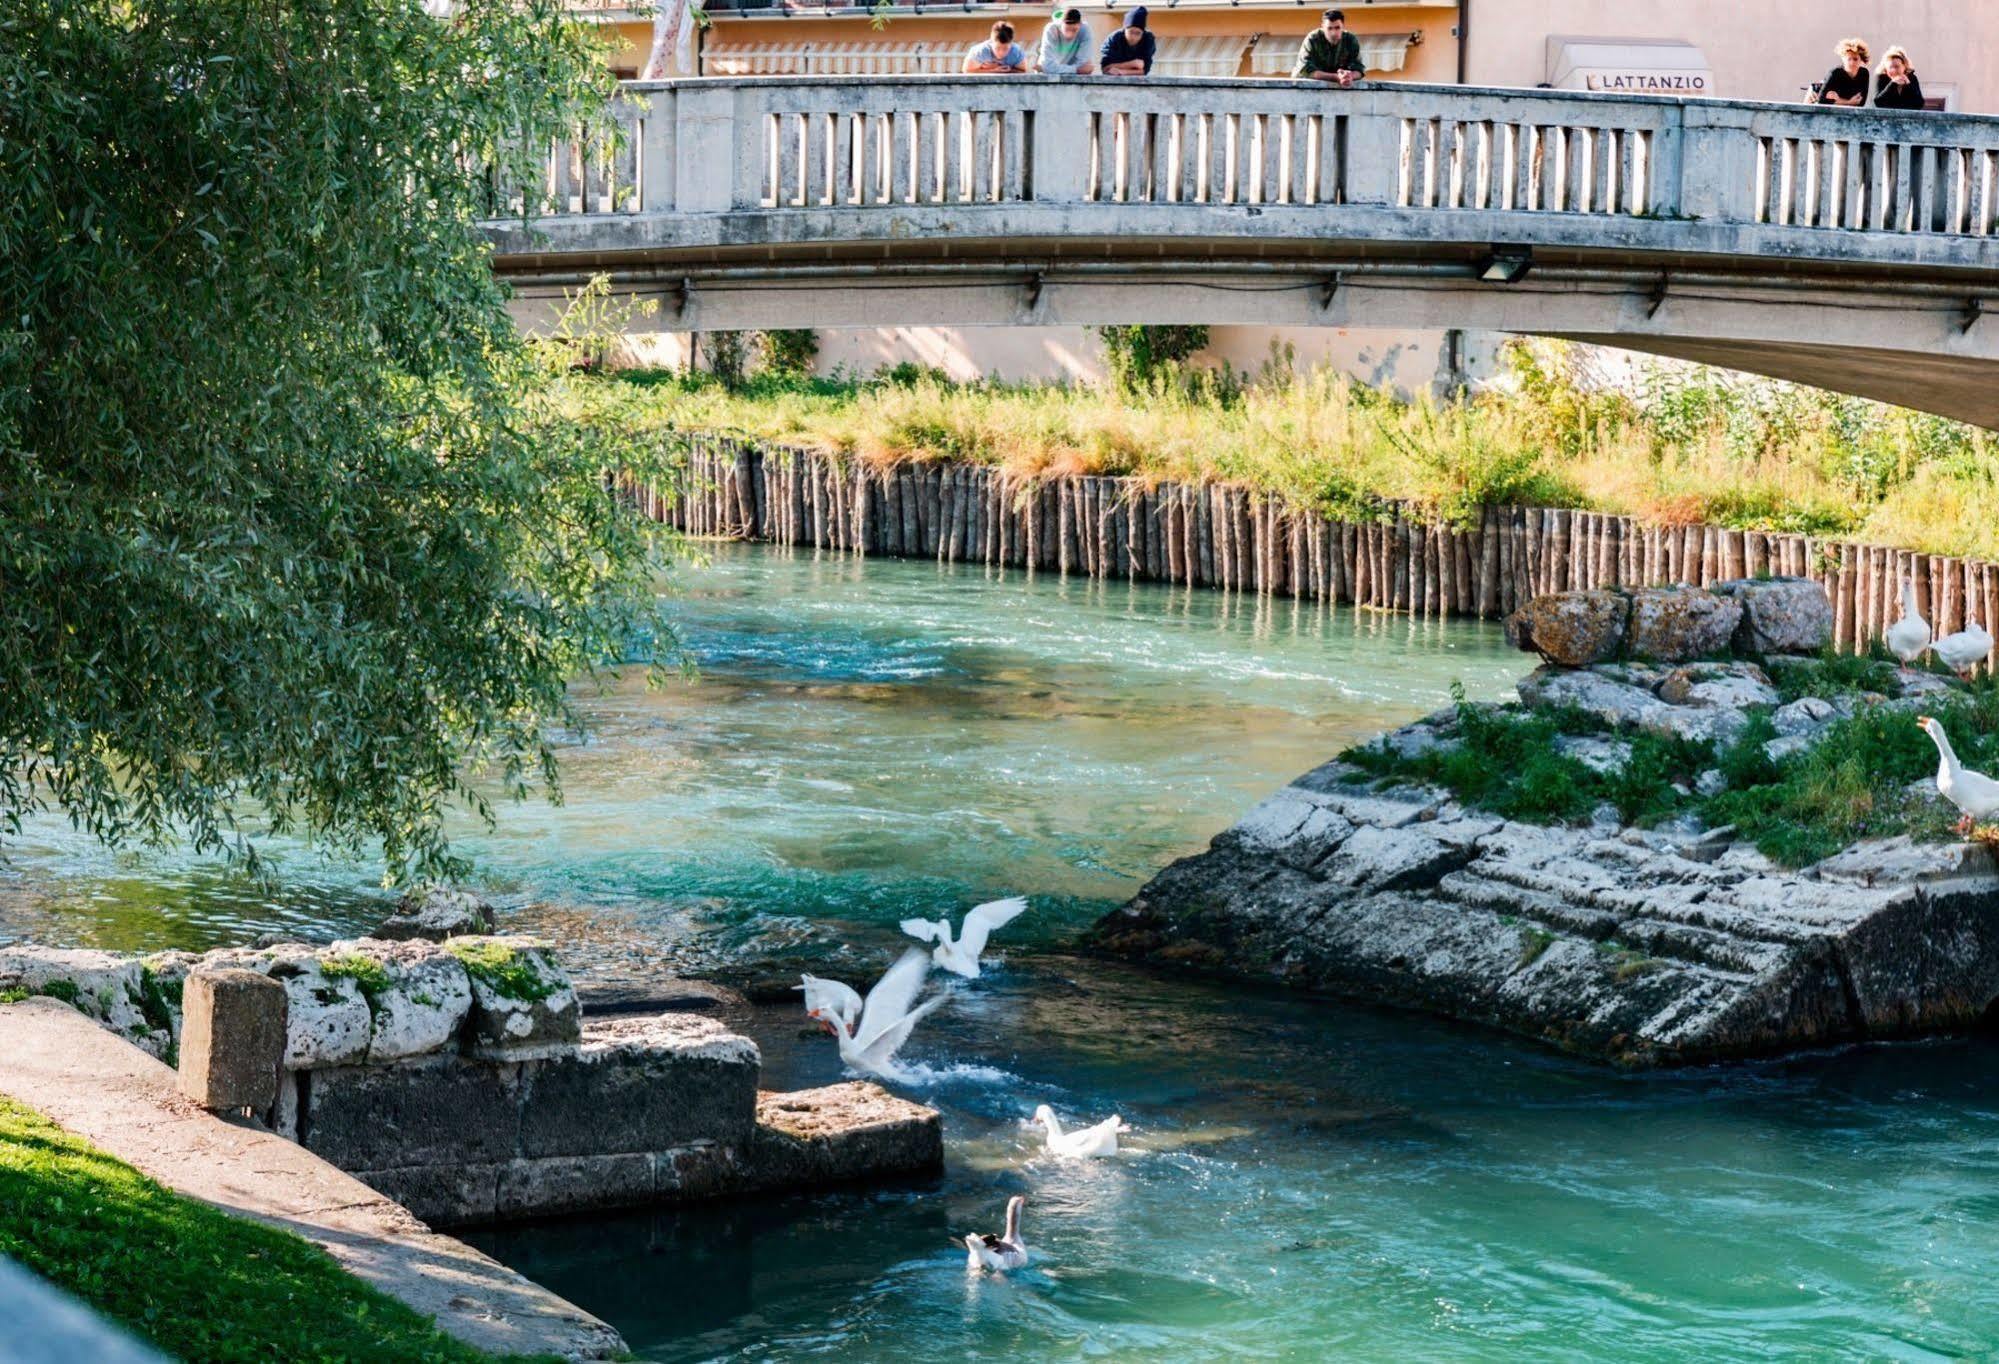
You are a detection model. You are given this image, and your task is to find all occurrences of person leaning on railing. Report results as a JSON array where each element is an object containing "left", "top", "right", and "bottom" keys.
[
  {"left": 1038, "top": 8, "right": 1096, "bottom": 75},
  {"left": 964, "top": 20, "right": 1030, "bottom": 74},
  {"left": 1100, "top": 7, "right": 1155, "bottom": 77},
  {"left": 1874, "top": 46, "right": 1927, "bottom": 110},
  {"left": 1296, "top": 8, "right": 1365, "bottom": 87},
  {"left": 1813, "top": 37, "right": 1870, "bottom": 106}
]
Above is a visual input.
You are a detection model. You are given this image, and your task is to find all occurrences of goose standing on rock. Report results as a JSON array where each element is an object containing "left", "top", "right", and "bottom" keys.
[
  {"left": 807, "top": 949, "right": 948, "bottom": 1077},
  {"left": 1032, "top": 1104, "right": 1130, "bottom": 1158},
  {"left": 1918, "top": 716, "right": 1999, "bottom": 834},
  {"left": 963, "top": 1195, "right": 1030, "bottom": 1272},
  {"left": 1887, "top": 579, "right": 1934, "bottom": 665},
  {"left": 1932, "top": 622, "right": 1995, "bottom": 679},
  {"left": 902, "top": 896, "right": 1028, "bottom": 979}
]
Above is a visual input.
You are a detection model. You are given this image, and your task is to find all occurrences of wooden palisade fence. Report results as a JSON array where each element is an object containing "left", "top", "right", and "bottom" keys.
[{"left": 624, "top": 433, "right": 1999, "bottom": 667}]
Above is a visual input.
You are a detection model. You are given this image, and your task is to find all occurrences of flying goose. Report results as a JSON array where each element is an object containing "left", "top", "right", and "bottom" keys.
[
  {"left": 807, "top": 949, "right": 947, "bottom": 1077},
  {"left": 902, "top": 896, "right": 1028, "bottom": 979}
]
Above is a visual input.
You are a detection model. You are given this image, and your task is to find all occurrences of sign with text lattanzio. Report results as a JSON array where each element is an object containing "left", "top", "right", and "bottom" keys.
[{"left": 1582, "top": 69, "right": 1710, "bottom": 94}]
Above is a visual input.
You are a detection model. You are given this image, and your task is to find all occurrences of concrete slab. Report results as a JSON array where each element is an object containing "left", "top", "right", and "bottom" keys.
[{"left": 0, "top": 998, "right": 625, "bottom": 1362}]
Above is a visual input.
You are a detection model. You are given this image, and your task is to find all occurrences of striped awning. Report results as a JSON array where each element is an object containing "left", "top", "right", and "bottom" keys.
[
  {"left": 1249, "top": 31, "right": 1417, "bottom": 76},
  {"left": 1150, "top": 34, "right": 1251, "bottom": 79},
  {"left": 701, "top": 39, "right": 964, "bottom": 75},
  {"left": 703, "top": 34, "right": 1251, "bottom": 77}
]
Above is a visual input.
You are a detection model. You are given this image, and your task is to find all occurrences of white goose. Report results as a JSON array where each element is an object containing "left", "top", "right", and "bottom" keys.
[
  {"left": 1886, "top": 579, "right": 1934, "bottom": 665},
  {"left": 1032, "top": 1103, "right": 1130, "bottom": 1158},
  {"left": 817, "top": 949, "right": 947, "bottom": 1077},
  {"left": 902, "top": 897, "right": 1028, "bottom": 980},
  {"left": 1932, "top": 622, "right": 1995, "bottom": 678},
  {"left": 795, "top": 973, "right": 863, "bottom": 1037},
  {"left": 962, "top": 1195, "right": 1029, "bottom": 1272},
  {"left": 1917, "top": 716, "right": 1999, "bottom": 834}
]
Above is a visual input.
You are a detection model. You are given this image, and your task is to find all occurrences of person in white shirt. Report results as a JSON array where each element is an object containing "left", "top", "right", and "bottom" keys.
[
  {"left": 1038, "top": 9, "right": 1096, "bottom": 75},
  {"left": 964, "top": 21, "right": 1030, "bottom": 73}
]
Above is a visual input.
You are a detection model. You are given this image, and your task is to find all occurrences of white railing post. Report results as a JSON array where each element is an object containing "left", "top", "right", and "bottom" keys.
[
  {"left": 635, "top": 88, "right": 677, "bottom": 213},
  {"left": 1031, "top": 84, "right": 1092, "bottom": 203},
  {"left": 1341, "top": 97, "right": 1405, "bottom": 207},
  {"left": 673, "top": 83, "right": 738, "bottom": 213},
  {"left": 1678, "top": 102, "right": 1756, "bottom": 225}
]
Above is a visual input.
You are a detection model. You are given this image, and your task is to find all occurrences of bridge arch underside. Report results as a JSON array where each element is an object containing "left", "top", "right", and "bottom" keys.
[{"left": 497, "top": 215, "right": 1999, "bottom": 427}]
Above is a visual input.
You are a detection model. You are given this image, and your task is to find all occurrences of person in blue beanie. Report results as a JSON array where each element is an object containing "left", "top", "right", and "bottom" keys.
[{"left": 1101, "top": 6, "right": 1155, "bottom": 76}]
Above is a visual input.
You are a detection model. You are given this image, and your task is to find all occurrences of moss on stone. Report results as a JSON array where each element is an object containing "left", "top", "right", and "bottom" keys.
[
  {"left": 446, "top": 941, "right": 558, "bottom": 1003},
  {"left": 319, "top": 952, "right": 393, "bottom": 1005},
  {"left": 35, "top": 980, "right": 80, "bottom": 1006},
  {"left": 1516, "top": 927, "right": 1556, "bottom": 968}
]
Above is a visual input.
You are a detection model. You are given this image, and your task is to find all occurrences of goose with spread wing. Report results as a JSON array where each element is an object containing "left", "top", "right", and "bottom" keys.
[
  {"left": 963, "top": 1195, "right": 1030, "bottom": 1272},
  {"left": 1918, "top": 716, "right": 1999, "bottom": 834},
  {"left": 902, "top": 896, "right": 1028, "bottom": 979},
  {"left": 824, "top": 948, "right": 948, "bottom": 1077}
]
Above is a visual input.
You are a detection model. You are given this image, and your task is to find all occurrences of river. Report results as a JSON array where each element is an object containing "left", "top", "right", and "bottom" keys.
[{"left": 7, "top": 543, "right": 1999, "bottom": 1361}]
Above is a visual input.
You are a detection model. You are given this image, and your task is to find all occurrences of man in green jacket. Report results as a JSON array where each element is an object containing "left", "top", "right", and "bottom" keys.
[{"left": 1296, "top": 8, "right": 1365, "bottom": 86}]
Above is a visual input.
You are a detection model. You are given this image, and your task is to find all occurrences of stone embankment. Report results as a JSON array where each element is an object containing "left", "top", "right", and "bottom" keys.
[
  {"left": 1094, "top": 579, "right": 1999, "bottom": 1066},
  {"left": 0, "top": 889, "right": 941, "bottom": 1227}
]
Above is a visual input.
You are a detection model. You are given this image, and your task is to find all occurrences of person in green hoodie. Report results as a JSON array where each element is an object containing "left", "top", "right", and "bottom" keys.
[{"left": 1296, "top": 8, "right": 1365, "bottom": 87}]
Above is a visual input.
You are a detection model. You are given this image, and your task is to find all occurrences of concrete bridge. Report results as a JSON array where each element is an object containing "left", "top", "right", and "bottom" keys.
[{"left": 485, "top": 77, "right": 1999, "bottom": 424}]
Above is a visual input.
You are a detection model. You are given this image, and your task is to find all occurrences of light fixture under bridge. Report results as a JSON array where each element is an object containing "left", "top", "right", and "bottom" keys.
[{"left": 1478, "top": 246, "right": 1533, "bottom": 284}]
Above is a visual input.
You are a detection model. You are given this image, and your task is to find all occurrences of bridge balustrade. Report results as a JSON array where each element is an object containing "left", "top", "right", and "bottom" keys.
[{"left": 486, "top": 77, "right": 1999, "bottom": 243}]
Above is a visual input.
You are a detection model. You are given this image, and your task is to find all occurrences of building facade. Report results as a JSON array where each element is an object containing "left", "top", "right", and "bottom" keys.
[{"left": 574, "top": 0, "right": 1999, "bottom": 390}]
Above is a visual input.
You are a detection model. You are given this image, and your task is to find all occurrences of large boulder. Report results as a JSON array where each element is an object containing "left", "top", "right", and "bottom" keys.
[
  {"left": 1516, "top": 666, "right": 1668, "bottom": 730},
  {"left": 1625, "top": 587, "right": 1743, "bottom": 663},
  {"left": 1505, "top": 591, "right": 1630, "bottom": 667},
  {"left": 1709, "top": 577, "right": 1834, "bottom": 655}
]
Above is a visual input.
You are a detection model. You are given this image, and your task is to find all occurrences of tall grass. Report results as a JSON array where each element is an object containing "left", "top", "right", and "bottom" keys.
[{"left": 571, "top": 343, "right": 1999, "bottom": 558}]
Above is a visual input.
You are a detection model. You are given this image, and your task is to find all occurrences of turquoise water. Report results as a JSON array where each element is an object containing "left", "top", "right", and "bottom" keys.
[{"left": 10, "top": 543, "right": 1999, "bottom": 1360}]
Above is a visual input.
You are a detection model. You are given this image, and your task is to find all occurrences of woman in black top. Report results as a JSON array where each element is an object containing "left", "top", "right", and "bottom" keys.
[
  {"left": 1817, "top": 38, "right": 1869, "bottom": 106},
  {"left": 1875, "top": 47, "right": 1927, "bottom": 110}
]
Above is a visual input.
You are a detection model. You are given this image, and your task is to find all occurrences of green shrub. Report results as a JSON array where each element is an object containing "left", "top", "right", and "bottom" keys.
[{"left": 753, "top": 328, "right": 820, "bottom": 379}]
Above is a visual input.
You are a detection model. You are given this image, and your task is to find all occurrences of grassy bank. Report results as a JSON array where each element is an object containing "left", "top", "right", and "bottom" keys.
[
  {"left": 569, "top": 343, "right": 1999, "bottom": 560},
  {"left": 0, "top": 1098, "right": 546, "bottom": 1363},
  {"left": 1344, "top": 658, "right": 1999, "bottom": 867}
]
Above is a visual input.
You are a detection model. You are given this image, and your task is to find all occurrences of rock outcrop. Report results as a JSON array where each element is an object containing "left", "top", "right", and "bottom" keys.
[
  {"left": 1097, "top": 578, "right": 1999, "bottom": 1066},
  {"left": 1094, "top": 765, "right": 1999, "bottom": 1065}
]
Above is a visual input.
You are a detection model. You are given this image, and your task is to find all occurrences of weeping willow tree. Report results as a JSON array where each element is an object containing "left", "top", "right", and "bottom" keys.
[{"left": 0, "top": 1, "right": 677, "bottom": 881}]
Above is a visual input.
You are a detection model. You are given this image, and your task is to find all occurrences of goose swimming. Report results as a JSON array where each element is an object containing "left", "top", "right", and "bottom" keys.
[
  {"left": 826, "top": 948, "right": 948, "bottom": 1077},
  {"left": 1886, "top": 579, "right": 1934, "bottom": 665},
  {"left": 795, "top": 973, "right": 863, "bottom": 1036},
  {"left": 1918, "top": 716, "right": 1999, "bottom": 834},
  {"left": 902, "top": 896, "right": 1028, "bottom": 979},
  {"left": 1032, "top": 1103, "right": 1130, "bottom": 1158},
  {"left": 1932, "top": 622, "right": 1994, "bottom": 679},
  {"left": 963, "top": 1195, "right": 1029, "bottom": 1272}
]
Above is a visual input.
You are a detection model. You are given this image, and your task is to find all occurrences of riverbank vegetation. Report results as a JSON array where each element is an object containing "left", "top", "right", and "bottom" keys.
[
  {"left": 0, "top": 1098, "right": 541, "bottom": 1363},
  {"left": 1343, "top": 662, "right": 1999, "bottom": 866},
  {"left": 573, "top": 339, "right": 1999, "bottom": 560},
  {"left": 6, "top": 2, "right": 675, "bottom": 881}
]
